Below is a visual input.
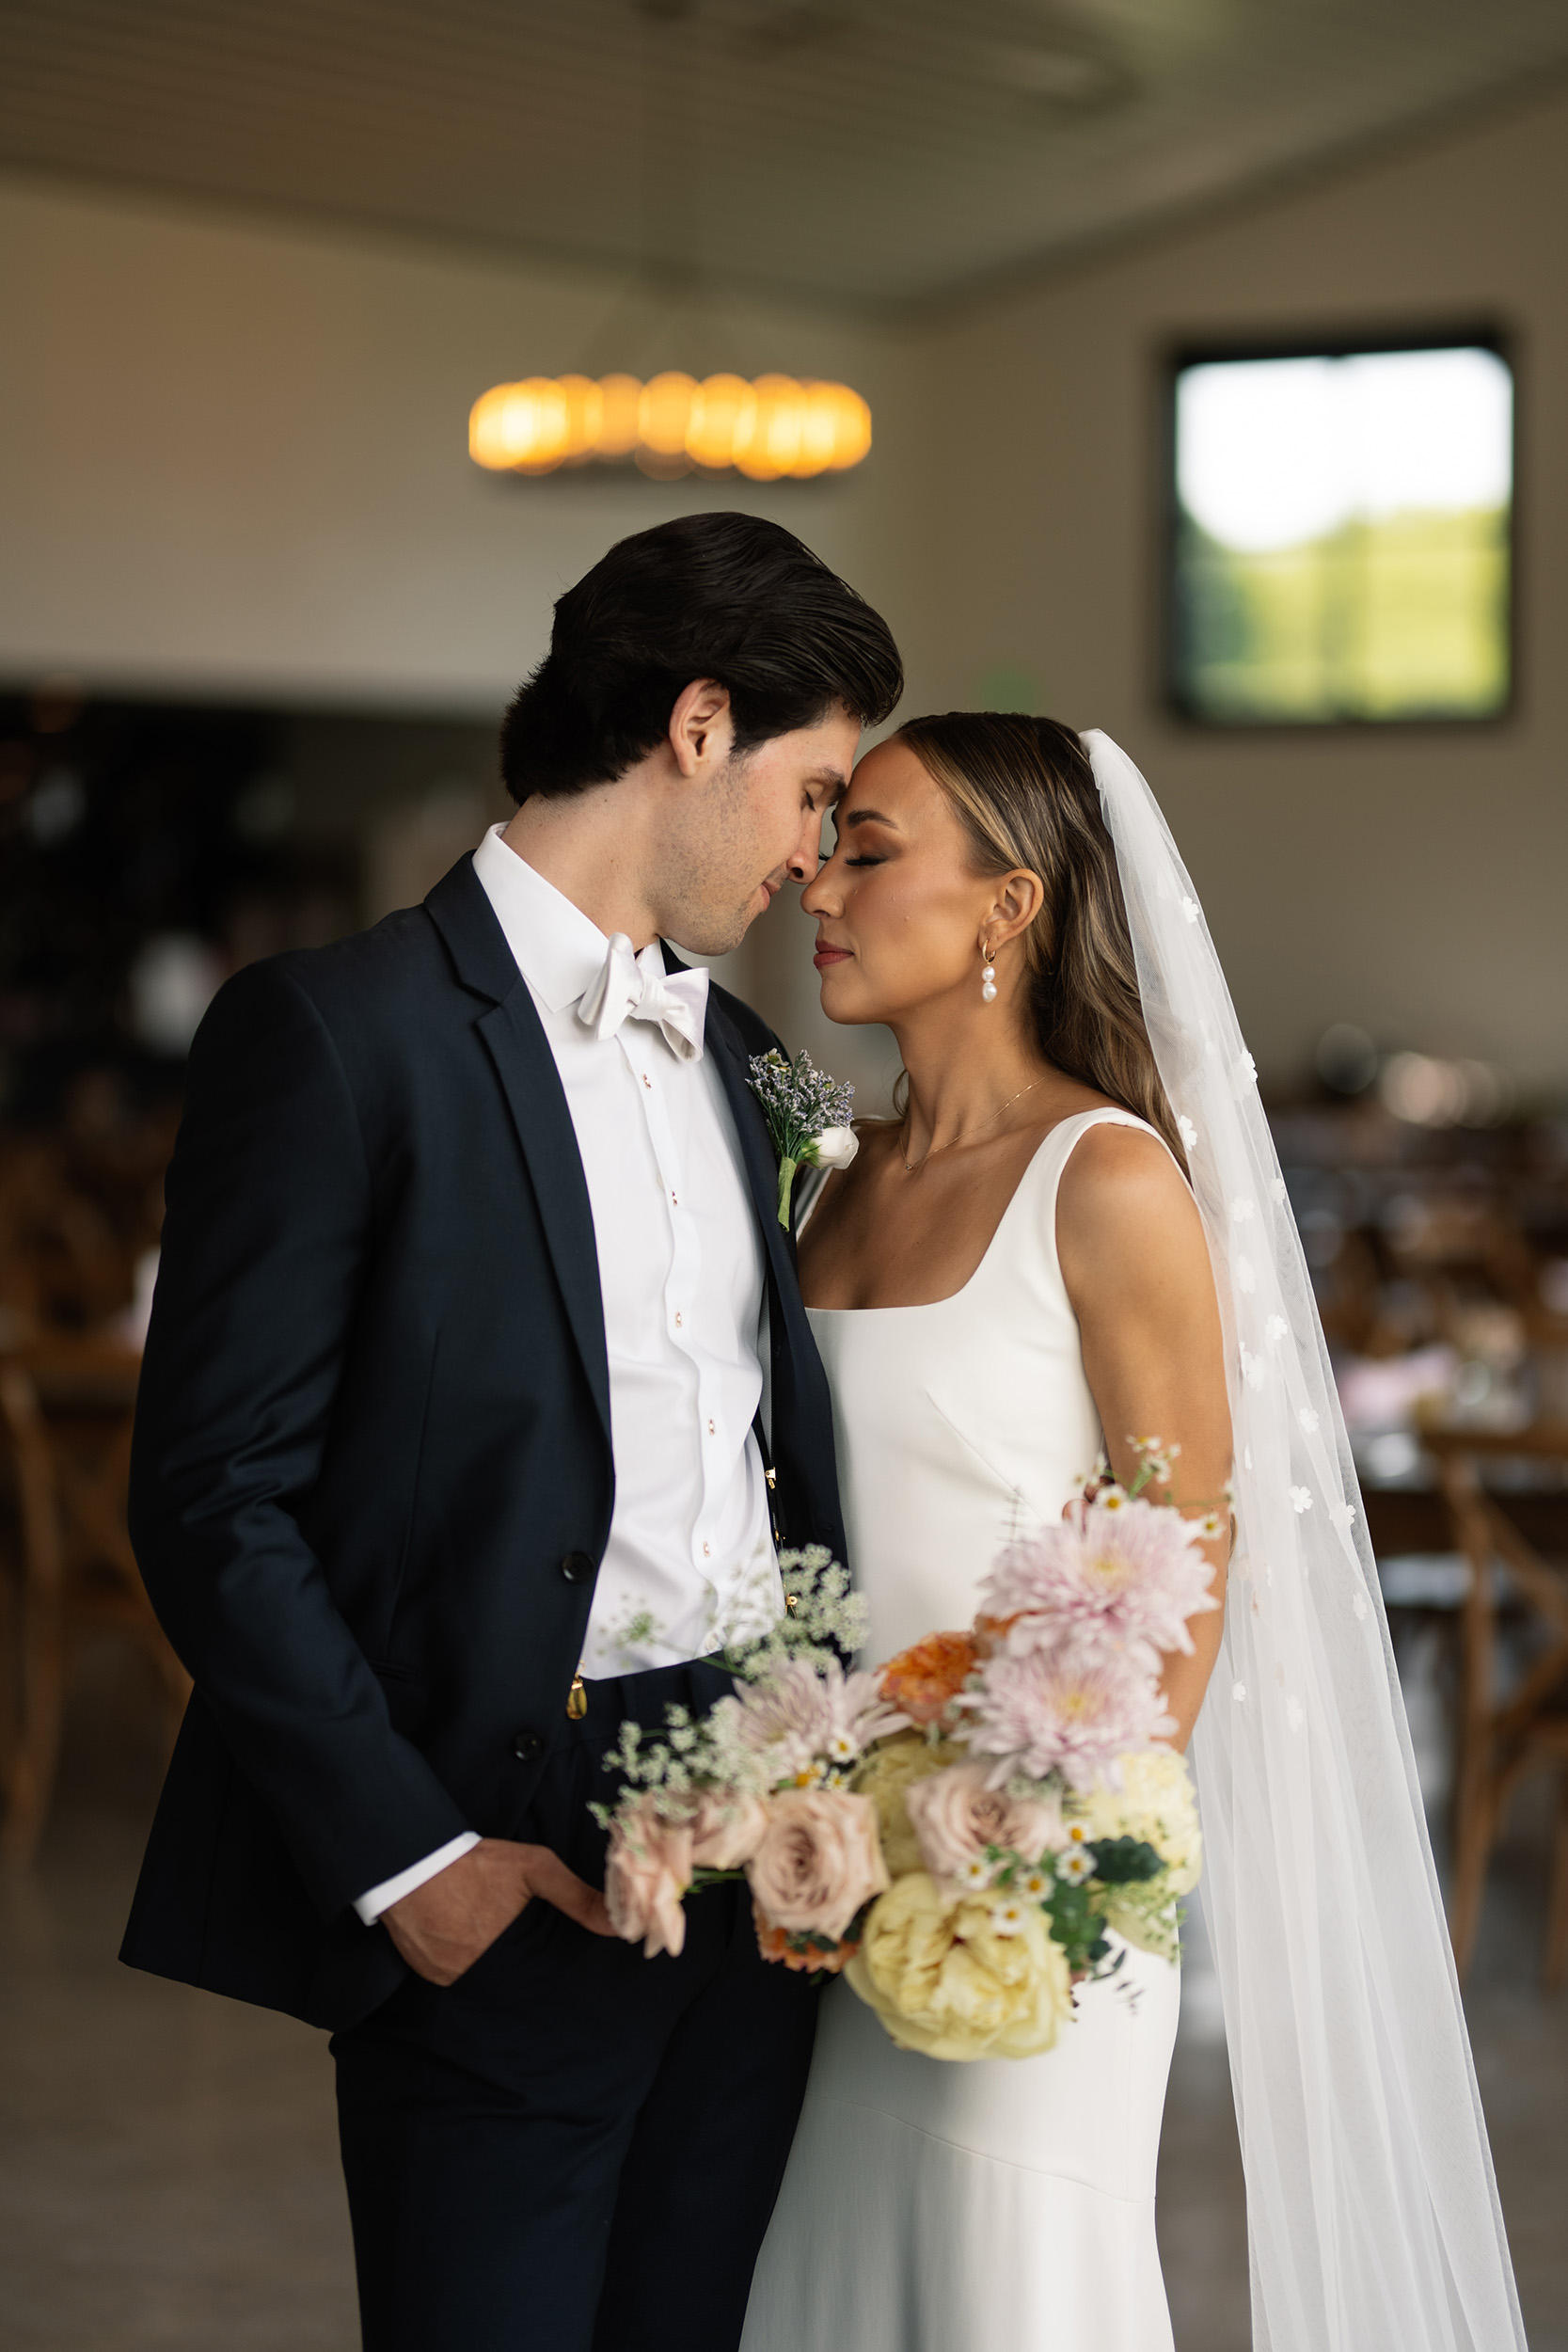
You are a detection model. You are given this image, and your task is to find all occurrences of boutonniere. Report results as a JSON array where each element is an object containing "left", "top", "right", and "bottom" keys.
[{"left": 747, "top": 1049, "right": 859, "bottom": 1228}]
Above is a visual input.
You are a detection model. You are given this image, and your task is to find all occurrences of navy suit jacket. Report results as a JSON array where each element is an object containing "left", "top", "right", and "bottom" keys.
[{"left": 119, "top": 855, "right": 846, "bottom": 2030}]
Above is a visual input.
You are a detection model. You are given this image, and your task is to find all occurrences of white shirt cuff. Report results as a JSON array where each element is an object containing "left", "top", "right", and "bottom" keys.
[{"left": 354, "top": 1832, "right": 482, "bottom": 1926}]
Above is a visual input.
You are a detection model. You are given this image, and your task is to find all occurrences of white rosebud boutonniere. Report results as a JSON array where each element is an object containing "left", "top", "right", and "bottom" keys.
[{"left": 747, "top": 1048, "right": 859, "bottom": 1228}]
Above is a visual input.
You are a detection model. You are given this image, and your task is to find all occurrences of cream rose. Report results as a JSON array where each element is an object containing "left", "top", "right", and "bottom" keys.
[
  {"left": 851, "top": 1731, "right": 962, "bottom": 1878},
  {"left": 605, "top": 1798, "right": 694, "bottom": 1959},
  {"left": 689, "top": 1791, "right": 769, "bottom": 1871},
  {"left": 1071, "top": 1748, "right": 1202, "bottom": 1895},
  {"left": 846, "top": 1871, "right": 1075, "bottom": 2061},
  {"left": 745, "top": 1788, "right": 889, "bottom": 1943},
  {"left": 905, "top": 1759, "right": 1067, "bottom": 1883}
]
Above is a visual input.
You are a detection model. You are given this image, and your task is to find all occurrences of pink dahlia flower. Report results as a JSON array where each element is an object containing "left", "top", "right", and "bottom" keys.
[
  {"left": 982, "top": 1494, "right": 1216, "bottom": 1661},
  {"left": 731, "top": 1657, "right": 908, "bottom": 1782},
  {"left": 963, "top": 1625, "right": 1174, "bottom": 1793}
]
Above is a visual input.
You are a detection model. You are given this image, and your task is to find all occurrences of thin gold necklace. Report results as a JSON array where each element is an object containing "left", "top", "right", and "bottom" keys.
[{"left": 900, "top": 1074, "right": 1045, "bottom": 1174}]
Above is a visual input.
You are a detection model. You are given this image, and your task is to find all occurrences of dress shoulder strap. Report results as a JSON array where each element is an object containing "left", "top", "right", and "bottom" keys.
[{"left": 1015, "top": 1106, "right": 1180, "bottom": 1290}]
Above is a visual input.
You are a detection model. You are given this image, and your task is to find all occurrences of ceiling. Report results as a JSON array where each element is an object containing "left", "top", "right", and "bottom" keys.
[{"left": 0, "top": 0, "right": 1564, "bottom": 311}]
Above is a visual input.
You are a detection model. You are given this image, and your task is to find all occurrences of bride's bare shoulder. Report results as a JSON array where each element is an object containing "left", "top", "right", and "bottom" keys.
[{"left": 1055, "top": 1118, "right": 1205, "bottom": 1280}]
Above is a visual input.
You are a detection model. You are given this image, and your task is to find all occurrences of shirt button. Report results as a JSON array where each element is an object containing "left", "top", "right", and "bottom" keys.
[
  {"left": 671, "top": 1190, "right": 678, "bottom": 1206},
  {"left": 511, "top": 1727, "right": 545, "bottom": 1762},
  {"left": 642, "top": 1074, "right": 652, "bottom": 1089},
  {"left": 703, "top": 1542, "right": 711, "bottom": 1558},
  {"left": 674, "top": 1311, "right": 683, "bottom": 1327},
  {"left": 560, "top": 1550, "right": 594, "bottom": 1585},
  {"left": 707, "top": 1419, "right": 715, "bottom": 1435}
]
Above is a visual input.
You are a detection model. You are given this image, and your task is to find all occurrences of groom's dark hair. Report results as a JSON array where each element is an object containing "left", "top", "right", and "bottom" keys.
[{"left": 499, "top": 512, "right": 902, "bottom": 803}]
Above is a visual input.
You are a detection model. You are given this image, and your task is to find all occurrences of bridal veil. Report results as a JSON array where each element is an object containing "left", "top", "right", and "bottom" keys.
[{"left": 1085, "top": 731, "right": 1526, "bottom": 2352}]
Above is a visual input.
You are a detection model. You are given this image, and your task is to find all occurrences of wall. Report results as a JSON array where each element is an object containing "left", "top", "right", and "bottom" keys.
[
  {"left": 0, "top": 175, "right": 922, "bottom": 719},
  {"left": 910, "top": 85, "right": 1568, "bottom": 1095}
]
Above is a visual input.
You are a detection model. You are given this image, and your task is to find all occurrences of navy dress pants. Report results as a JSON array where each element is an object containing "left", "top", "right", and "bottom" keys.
[{"left": 331, "top": 1663, "right": 819, "bottom": 2352}]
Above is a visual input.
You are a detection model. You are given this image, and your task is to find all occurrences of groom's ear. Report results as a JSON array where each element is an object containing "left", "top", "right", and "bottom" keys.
[{"left": 669, "top": 677, "right": 735, "bottom": 777}]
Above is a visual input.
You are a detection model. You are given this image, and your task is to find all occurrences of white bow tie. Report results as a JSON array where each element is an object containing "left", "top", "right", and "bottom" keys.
[{"left": 577, "top": 934, "right": 709, "bottom": 1061}]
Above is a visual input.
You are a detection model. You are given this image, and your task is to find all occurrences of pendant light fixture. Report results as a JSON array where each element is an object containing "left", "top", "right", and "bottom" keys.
[{"left": 468, "top": 371, "right": 872, "bottom": 481}]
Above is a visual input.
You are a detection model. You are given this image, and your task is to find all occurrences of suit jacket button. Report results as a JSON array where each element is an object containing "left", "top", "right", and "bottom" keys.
[
  {"left": 511, "top": 1728, "right": 545, "bottom": 1762},
  {"left": 560, "top": 1550, "right": 594, "bottom": 1585}
]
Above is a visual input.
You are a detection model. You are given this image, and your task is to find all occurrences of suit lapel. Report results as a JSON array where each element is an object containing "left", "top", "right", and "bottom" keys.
[
  {"left": 700, "top": 990, "right": 798, "bottom": 1298},
  {"left": 429, "top": 860, "right": 611, "bottom": 1446}
]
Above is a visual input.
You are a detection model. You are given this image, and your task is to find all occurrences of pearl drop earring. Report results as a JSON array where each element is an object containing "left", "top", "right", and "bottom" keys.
[{"left": 980, "top": 943, "right": 998, "bottom": 1004}]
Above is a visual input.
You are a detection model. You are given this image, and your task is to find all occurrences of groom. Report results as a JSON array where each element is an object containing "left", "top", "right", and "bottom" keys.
[{"left": 120, "top": 512, "right": 902, "bottom": 2350}]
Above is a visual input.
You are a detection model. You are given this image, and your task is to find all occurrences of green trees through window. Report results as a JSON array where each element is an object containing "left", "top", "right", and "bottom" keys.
[{"left": 1169, "top": 343, "right": 1512, "bottom": 724}]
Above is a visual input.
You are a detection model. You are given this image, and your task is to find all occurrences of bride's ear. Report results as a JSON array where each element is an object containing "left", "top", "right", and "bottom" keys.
[{"left": 983, "top": 867, "right": 1045, "bottom": 950}]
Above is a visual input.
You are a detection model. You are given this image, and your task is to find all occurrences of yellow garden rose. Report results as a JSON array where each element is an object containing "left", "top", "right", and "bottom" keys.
[
  {"left": 845, "top": 1871, "right": 1075, "bottom": 2061},
  {"left": 851, "top": 1732, "right": 962, "bottom": 1878},
  {"left": 1069, "top": 1748, "right": 1202, "bottom": 1896}
]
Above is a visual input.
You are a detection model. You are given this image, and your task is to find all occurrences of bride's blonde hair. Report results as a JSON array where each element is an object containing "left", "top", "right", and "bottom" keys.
[{"left": 896, "top": 711, "right": 1187, "bottom": 1174}]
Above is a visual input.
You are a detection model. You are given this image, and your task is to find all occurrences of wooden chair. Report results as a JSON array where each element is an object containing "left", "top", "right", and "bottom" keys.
[
  {"left": 0, "top": 1346, "right": 189, "bottom": 1864},
  {"left": 1425, "top": 1422, "right": 1568, "bottom": 1989}
]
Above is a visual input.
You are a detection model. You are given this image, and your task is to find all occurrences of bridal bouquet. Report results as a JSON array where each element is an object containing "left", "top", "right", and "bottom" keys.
[
  {"left": 847, "top": 1449, "right": 1217, "bottom": 2059},
  {"left": 597, "top": 1445, "right": 1218, "bottom": 2058},
  {"left": 593, "top": 1551, "right": 911, "bottom": 1973}
]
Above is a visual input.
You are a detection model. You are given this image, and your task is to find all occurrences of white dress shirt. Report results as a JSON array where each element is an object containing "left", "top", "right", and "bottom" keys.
[{"left": 356, "top": 827, "right": 778, "bottom": 1923}]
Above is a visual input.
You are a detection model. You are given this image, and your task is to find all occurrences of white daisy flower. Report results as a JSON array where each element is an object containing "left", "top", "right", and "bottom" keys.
[
  {"left": 1018, "top": 1867, "right": 1051, "bottom": 1900},
  {"left": 1057, "top": 1847, "right": 1097, "bottom": 1884},
  {"left": 990, "top": 1899, "right": 1029, "bottom": 1937},
  {"left": 956, "top": 1855, "right": 995, "bottom": 1891}
]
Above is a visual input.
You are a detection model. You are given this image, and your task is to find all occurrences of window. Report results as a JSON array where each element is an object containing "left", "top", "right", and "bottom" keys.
[{"left": 1167, "top": 335, "right": 1513, "bottom": 726}]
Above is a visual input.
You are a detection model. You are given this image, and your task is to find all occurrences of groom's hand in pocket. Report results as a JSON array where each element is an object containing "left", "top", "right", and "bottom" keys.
[{"left": 383, "top": 1837, "right": 615, "bottom": 1985}]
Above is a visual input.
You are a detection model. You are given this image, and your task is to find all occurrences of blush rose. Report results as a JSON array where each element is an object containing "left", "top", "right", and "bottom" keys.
[
  {"left": 605, "top": 1798, "right": 694, "bottom": 1958},
  {"left": 905, "top": 1759, "right": 1068, "bottom": 1883},
  {"left": 746, "top": 1788, "right": 889, "bottom": 1944}
]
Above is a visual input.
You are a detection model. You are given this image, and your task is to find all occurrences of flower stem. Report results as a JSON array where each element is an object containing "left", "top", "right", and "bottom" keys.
[{"left": 776, "top": 1155, "right": 799, "bottom": 1229}]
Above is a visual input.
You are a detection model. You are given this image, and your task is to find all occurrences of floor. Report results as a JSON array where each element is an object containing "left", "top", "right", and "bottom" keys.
[{"left": 0, "top": 1637, "right": 1563, "bottom": 2350}]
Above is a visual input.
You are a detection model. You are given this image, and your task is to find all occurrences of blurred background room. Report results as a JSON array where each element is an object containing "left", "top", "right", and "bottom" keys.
[{"left": 1, "top": 4, "right": 1567, "bottom": 2344}]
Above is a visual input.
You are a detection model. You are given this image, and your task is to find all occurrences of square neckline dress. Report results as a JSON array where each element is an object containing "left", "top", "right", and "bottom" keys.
[{"left": 740, "top": 1108, "right": 1180, "bottom": 2352}]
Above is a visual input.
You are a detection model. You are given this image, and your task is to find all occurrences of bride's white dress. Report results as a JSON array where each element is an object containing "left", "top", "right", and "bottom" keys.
[{"left": 742, "top": 1107, "right": 1180, "bottom": 2352}]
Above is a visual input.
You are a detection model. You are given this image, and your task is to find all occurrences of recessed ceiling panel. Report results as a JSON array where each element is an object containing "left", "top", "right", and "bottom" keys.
[{"left": 0, "top": 0, "right": 1562, "bottom": 307}]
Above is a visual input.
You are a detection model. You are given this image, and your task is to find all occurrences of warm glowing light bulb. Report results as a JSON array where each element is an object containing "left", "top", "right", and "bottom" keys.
[
  {"left": 596, "top": 374, "right": 643, "bottom": 458},
  {"left": 557, "top": 374, "right": 604, "bottom": 464},
  {"left": 468, "top": 378, "right": 572, "bottom": 472},
  {"left": 687, "top": 374, "right": 755, "bottom": 471},
  {"left": 639, "top": 373, "right": 698, "bottom": 458}
]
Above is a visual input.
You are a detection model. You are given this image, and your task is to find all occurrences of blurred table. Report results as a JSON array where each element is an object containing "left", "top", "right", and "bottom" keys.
[
  {"left": 1416, "top": 1421, "right": 1568, "bottom": 1986},
  {"left": 0, "top": 1330, "right": 186, "bottom": 1864}
]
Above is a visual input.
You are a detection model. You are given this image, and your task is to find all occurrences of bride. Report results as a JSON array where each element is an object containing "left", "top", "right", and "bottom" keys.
[{"left": 742, "top": 716, "right": 1525, "bottom": 2351}]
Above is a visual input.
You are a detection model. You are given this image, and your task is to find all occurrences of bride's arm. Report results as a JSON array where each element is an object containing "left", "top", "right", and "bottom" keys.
[{"left": 1056, "top": 1122, "right": 1232, "bottom": 1751}]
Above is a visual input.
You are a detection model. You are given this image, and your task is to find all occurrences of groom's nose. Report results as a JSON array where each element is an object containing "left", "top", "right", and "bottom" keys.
[{"left": 784, "top": 811, "right": 823, "bottom": 884}]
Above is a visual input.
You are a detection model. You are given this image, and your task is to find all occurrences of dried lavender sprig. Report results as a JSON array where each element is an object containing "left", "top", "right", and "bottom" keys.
[{"left": 747, "top": 1049, "right": 856, "bottom": 1226}]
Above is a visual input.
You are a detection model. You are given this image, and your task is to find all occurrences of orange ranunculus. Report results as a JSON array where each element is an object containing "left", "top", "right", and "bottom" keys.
[
  {"left": 753, "top": 1904, "right": 862, "bottom": 1975},
  {"left": 974, "top": 1612, "right": 1022, "bottom": 1656},
  {"left": 879, "top": 1631, "right": 979, "bottom": 1726}
]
